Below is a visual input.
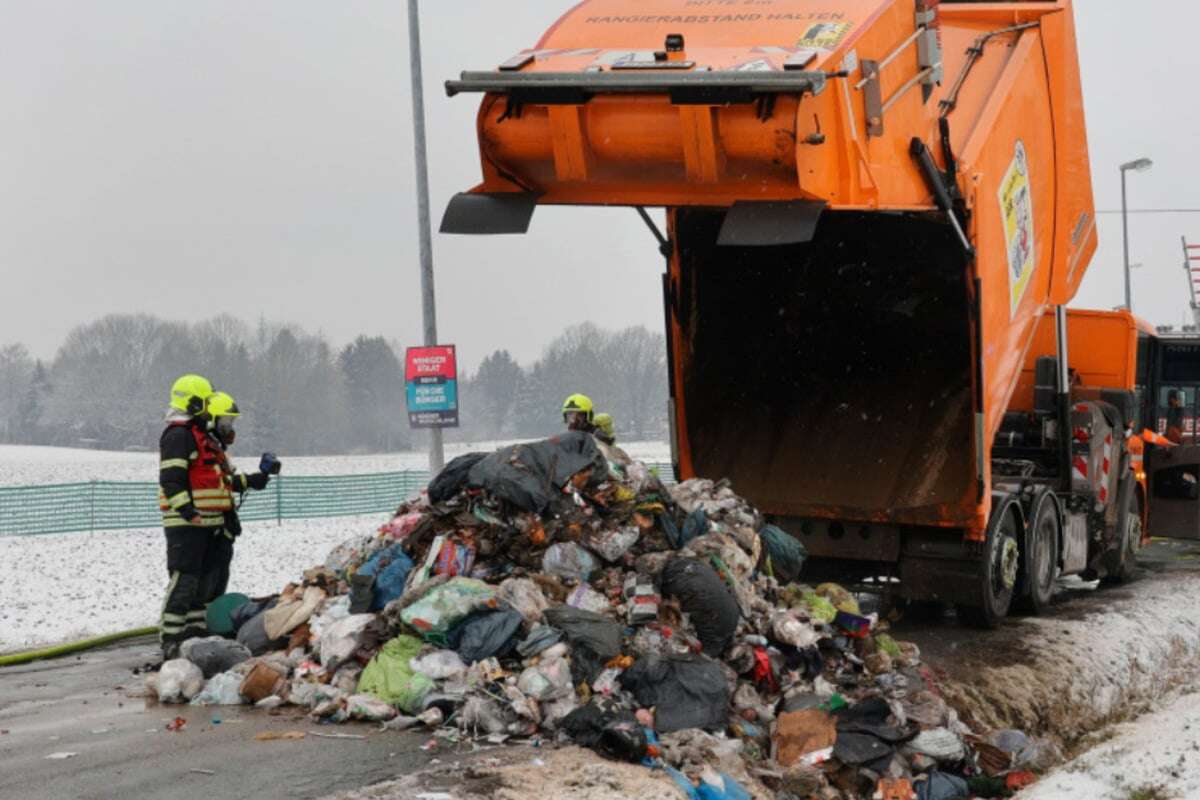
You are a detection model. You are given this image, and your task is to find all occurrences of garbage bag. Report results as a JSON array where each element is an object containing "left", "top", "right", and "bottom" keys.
[
  {"left": 399, "top": 578, "right": 498, "bottom": 644},
  {"left": 665, "top": 767, "right": 753, "bottom": 800},
  {"left": 466, "top": 432, "right": 608, "bottom": 514},
  {"left": 542, "top": 543, "right": 598, "bottom": 583},
  {"left": 157, "top": 659, "right": 205, "bottom": 704},
  {"left": 236, "top": 611, "right": 290, "bottom": 656},
  {"left": 660, "top": 558, "right": 740, "bottom": 657},
  {"left": 357, "top": 635, "right": 434, "bottom": 714},
  {"left": 586, "top": 526, "right": 640, "bottom": 562},
  {"left": 190, "top": 670, "right": 245, "bottom": 706},
  {"left": 561, "top": 697, "right": 639, "bottom": 748},
  {"left": 516, "top": 624, "right": 563, "bottom": 658},
  {"left": 599, "top": 719, "right": 650, "bottom": 762},
  {"left": 679, "top": 508, "right": 709, "bottom": 548},
  {"left": 318, "top": 613, "right": 376, "bottom": 670},
  {"left": 357, "top": 543, "right": 414, "bottom": 612},
  {"left": 409, "top": 650, "right": 467, "bottom": 681},
  {"left": 428, "top": 452, "right": 487, "bottom": 503},
  {"left": 915, "top": 771, "right": 970, "bottom": 800},
  {"left": 447, "top": 609, "right": 524, "bottom": 663},
  {"left": 180, "top": 636, "right": 251, "bottom": 679},
  {"left": 346, "top": 693, "right": 399, "bottom": 722},
  {"left": 619, "top": 653, "right": 730, "bottom": 733},
  {"left": 543, "top": 606, "right": 623, "bottom": 685},
  {"left": 566, "top": 584, "right": 610, "bottom": 614},
  {"left": 758, "top": 525, "right": 807, "bottom": 583}
]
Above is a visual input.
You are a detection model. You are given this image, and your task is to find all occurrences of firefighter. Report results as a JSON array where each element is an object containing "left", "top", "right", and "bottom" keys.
[
  {"left": 201, "top": 391, "right": 280, "bottom": 611},
  {"left": 562, "top": 394, "right": 596, "bottom": 434},
  {"left": 593, "top": 412, "right": 616, "bottom": 446},
  {"left": 157, "top": 374, "right": 220, "bottom": 658}
]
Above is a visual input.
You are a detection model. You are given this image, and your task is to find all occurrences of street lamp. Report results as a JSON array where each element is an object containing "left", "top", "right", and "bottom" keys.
[{"left": 1120, "top": 157, "right": 1153, "bottom": 312}]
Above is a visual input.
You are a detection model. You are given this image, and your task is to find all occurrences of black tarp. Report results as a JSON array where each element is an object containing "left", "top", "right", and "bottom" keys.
[{"left": 467, "top": 432, "right": 608, "bottom": 514}]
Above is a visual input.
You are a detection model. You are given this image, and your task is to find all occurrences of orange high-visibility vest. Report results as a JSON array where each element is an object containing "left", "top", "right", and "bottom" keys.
[{"left": 157, "top": 424, "right": 234, "bottom": 512}]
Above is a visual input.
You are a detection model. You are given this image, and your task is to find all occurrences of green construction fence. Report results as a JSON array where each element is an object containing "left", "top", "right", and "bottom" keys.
[{"left": 0, "top": 463, "right": 677, "bottom": 537}]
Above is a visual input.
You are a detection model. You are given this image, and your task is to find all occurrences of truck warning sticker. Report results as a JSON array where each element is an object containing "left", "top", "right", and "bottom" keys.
[
  {"left": 796, "top": 22, "right": 852, "bottom": 50},
  {"left": 999, "top": 140, "right": 1036, "bottom": 317}
]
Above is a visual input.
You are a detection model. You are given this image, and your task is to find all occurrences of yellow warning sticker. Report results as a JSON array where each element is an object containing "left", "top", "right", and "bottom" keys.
[
  {"left": 999, "top": 140, "right": 1036, "bottom": 317},
  {"left": 796, "top": 22, "right": 852, "bottom": 50}
]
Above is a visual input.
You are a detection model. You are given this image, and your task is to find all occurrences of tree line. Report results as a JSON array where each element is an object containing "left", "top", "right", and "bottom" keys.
[{"left": 0, "top": 314, "right": 668, "bottom": 456}]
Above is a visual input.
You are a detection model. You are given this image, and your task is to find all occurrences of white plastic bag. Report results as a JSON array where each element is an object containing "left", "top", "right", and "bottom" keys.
[
  {"left": 345, "top": 693, "right": 398, "bottom": 722},
  {"left": 410, "top": 650, "right": 467, "bottom": 681},
  {"left": 190, "top": 670, "right": 245, "bottom": 706},
  {"left": 318, "top": 613, "right": 374, "bottom": 670},
  {"left": 157, "top": 659, "right": 205, "bottom": 704}
]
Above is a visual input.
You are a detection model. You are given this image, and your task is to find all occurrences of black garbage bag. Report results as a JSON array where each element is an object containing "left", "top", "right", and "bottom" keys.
[
  {"left": 599, "top": 720, "right": 650, "bottom": 763},
  {"left": 467, "top": 432, "right": 608, "bottom": 514},
  {"left": 235, "top": 610, "right": 289, "bottom": 656},
  {"left": 832, "top": 696, "right": 916, "bottom": 772},
  {"left": 229, "top": 598, "right": 273, "bottom": 632},
  {"left": 561, "top": 697, "right": 638, "bottom": 747},
  {"left": 543, "top": 605, "right": 622, "bottom": 685},
  {"left": 659, "top": 557, "right": 740, "bottom": 657},
  {"left": 179, "top": 636, "right": 252, "bottom": 678},
  {"left": 619, "top": 653, "right": 730, "bottom": 733},
  {"left": 447, "top": 608, "right": 524, "bottom": 663},
  {"left": 916, "top": 772, "right": 971, "bottom": 800},
  {"left": 428, "top": 452, "right": 487, "bottom": 504}
]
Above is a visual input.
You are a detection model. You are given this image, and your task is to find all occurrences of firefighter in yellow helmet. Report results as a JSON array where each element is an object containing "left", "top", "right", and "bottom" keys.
[
  {"left": 593, "top": 413, "right": 616, "bottom": 446},
  {"left": 157, "top": 374, "right": 217, "bottom": 658},
  {"left": 562, "top": 393, "right": 596, "bottom": 435},
  {"left": 200, "top": 392, "right": 279, "bottom": 615}
]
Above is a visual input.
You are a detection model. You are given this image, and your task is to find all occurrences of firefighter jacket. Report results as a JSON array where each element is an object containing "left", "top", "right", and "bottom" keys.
[{"left": 158, "top": 420, "right": 234, "bottom": 528}]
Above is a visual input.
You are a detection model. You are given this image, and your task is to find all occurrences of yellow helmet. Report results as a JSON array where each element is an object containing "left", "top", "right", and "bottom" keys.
[
  {"left": 593, "top": 413, "right": 614, "bottom": 440},
  {"left": 170, "top": 374, "right": 214, "bottom": 415},
  {"left": 206, "top": 391, "right": 241, "bottom": 418},
  {"left": 562, "top": 393, "right": 594, "bottom": 422}
]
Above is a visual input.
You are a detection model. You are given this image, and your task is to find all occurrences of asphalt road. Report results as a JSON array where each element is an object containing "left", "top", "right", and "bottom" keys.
[{"left": 0, "top": 638, "right": 437, "bottom": 800}]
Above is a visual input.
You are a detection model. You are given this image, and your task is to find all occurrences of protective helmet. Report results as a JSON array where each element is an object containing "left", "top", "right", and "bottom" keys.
[
  {"left": 170, "top": 374, "right": 214, "bottom": 416},
  {"left": 593, "top": 413, "right": 614, "bottom": 440},
  {"left": 207, "top": 391, "right": 241, "bottom": 418},
  {"left": 561, "top": 394, "right": 594, "bottom": 422}
]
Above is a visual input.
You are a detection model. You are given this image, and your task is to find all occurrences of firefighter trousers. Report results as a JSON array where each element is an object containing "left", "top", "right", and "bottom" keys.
[{"left": 160, "top": 525, "right": 219, "bottom": 647}]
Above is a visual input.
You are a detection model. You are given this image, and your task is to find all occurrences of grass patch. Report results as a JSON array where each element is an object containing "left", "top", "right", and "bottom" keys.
[{"left": 1126, "top": 785, "right": 1172, "bottom": 800}]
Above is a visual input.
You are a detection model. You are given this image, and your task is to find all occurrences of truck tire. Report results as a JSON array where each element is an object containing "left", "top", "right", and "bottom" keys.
[
  {"left": 957, "top": 506, "right": 1021, "bottom": 629},
  {"left": 1013, "top": 491, "right": 1060, "bottom": 615},
  {"left": 1102, "top": 478, "right": 1141, "bottom": 584}
]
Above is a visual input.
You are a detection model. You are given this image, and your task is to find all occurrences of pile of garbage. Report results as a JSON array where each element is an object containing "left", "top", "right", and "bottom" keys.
[{"left": 148, "top": 432, "right": 1052, "bottom": 799}]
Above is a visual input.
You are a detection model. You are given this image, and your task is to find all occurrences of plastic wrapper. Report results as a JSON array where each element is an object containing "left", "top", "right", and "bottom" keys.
[
  {"left": 566, "top": 585, "right": 610, "bottom": 614},
  {"left": 346, "top": 693, "right": 399, "bottom": 722},
  {"left": 190, "top": 670, "right": 245, "bottom": 706},
  {"left": 541, "top": 543, "right": 598, "bottom": 583},
  {"left": 156, "top": 659, "right": 205, "bottom": 704},
  {"left": 769, "top": 611, "right": 821, "bottom": 649},
  {"left": 379, "top": 510, "right": 427, "bottom": 541},
  {"left": 497, "top": 578, "right": 550, "bottom": 624},
  {"left": 410, "top": 650, "right": 468, "bottom": 681},
  {"left": 516, "top": 654, "right": 573, "bottom": 701},
  {"left": 586, "top": 526, "right": 640, "bottom": 562}
]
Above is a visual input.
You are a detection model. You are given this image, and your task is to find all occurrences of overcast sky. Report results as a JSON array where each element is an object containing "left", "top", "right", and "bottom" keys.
[{"left": 0, "top": 1, "right": 1196, "bottom": 370}]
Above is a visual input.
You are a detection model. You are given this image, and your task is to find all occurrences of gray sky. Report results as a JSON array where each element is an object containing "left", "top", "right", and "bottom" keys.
[{"left": 0, "top": 1, "right": 1196, "bottom": 370}]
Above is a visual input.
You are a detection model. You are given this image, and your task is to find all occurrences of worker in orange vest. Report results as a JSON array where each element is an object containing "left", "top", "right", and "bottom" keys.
[{"left": 1166, "top": 390, "right": 1186, "bottom": 444}]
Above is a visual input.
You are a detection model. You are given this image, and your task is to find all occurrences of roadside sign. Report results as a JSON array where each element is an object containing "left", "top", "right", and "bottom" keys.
[{"left": 405, "top": 345, "right": 459, "bottom": 429}]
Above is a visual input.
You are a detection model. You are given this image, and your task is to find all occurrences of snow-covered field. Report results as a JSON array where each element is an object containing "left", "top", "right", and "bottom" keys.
[
  {"left": 1023, "top": 691, "right": 1200, "bottom": 800},
  {"left": 0, "top": 440, "right": 673, "bottom": 486},
  {"left": 0, "top": 441, "right": 671, "bottom": 652}
]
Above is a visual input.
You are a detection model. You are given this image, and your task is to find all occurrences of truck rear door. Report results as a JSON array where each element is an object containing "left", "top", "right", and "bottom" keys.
[{"left": 1147, "top": 446, "right": 1200, "bottom": 540}]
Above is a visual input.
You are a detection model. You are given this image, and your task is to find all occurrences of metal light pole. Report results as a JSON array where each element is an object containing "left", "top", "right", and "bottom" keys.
[
  {"left": 1120, "top": 157, "right": 1153, "bottom": 312},
  {"left": 407, "top": 0, "right": 444, "bottom": 472}
]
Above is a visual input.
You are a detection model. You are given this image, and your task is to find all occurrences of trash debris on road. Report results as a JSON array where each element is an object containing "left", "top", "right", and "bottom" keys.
[
  {"left": 44, "top": 752, "right": 78, "bottom": 760},
  {"left": 161, "top": 433, "right": 1051, "bottom": 798}
]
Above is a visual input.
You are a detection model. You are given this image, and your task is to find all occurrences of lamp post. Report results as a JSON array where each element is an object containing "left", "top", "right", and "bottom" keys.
[
  {"left": 407, "top": 0, "right": 444, "bottom": 472},
  {"left": 1120, "top": 157, "right": 1153, "bottom": 312}
]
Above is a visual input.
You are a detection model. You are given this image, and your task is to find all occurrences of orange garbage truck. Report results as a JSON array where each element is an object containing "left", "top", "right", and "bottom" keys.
[{"left": 443, "top": 0, "right": 1135, "bottom": 625}]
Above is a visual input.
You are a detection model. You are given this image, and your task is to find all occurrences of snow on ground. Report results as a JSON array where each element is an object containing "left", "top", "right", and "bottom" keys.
[
  {"left": 0, "top": 513, "right": 389, "bottom": 652},
  {"left": 1022, "top": 691, "right": 1200, "bottom": 800},
  {"left": 0, "top": 440, "right": 673, "bottom": 486}
]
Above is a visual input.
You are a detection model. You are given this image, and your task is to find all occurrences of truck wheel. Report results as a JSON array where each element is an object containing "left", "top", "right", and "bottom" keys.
[
  {"left": 1102, "top": 479, "right": 1141, "bottom": 584},
  {"left": 957, "top": 507, "right": 1021, "bottom": 628},
  {"left": 1014, "top": 492, "right": 1060, "bottom": 615}
]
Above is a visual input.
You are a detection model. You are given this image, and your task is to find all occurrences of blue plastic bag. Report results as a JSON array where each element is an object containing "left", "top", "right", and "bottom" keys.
[
  {"left": 664, "top": 767, "right": 751, "bottom": 800},
  {"left": 358, "top": 543, "right": 414, "bottom": 611}
]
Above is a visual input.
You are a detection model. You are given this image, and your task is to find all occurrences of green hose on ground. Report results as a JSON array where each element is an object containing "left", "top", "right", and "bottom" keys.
[{"left": 0, "top": 626, "right": 158, "bottom": 667}]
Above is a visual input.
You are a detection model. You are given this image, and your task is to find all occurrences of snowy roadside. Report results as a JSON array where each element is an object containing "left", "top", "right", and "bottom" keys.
[
  {"left": 1021, "top": 691, "right": 1200, "bottom": 800},
  {"left": 0, "top": 513, "right": 388, "bottom": 653},
  {"left": 0, "top": 441, "right": 673, "bottom": 485}
]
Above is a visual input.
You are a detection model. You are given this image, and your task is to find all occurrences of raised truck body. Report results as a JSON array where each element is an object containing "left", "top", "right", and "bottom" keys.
[{"left": 445, "top": 0, "right": 1136, "bottom": 624}]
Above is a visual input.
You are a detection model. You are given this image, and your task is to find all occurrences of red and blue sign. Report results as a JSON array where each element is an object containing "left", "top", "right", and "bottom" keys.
[{"left": 405, "top": 345, "right": 459, "bottom": 429}]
